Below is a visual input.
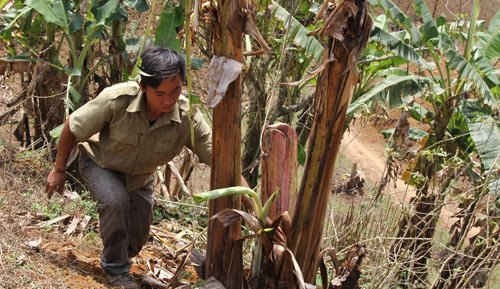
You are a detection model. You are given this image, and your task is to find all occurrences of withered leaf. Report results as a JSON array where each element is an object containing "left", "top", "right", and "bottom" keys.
[{"left": 211, "top": 209, "right": 262, "bottom": 232}]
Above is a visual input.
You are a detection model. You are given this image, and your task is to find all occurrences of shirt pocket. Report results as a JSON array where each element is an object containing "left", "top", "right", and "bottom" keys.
[
  {"left": 152, "top": 127, "right": 184, "bottom": 160},
  {"left": 108, "top": 126, "right": 138, "bottom": 153}
]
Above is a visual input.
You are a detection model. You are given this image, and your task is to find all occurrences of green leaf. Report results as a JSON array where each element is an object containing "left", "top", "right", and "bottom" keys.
[
  {"left": 0, "top": 0, "right": 10, "bottom": 10},
  {"left": 371, "top": 27, "right": 432, "bottom": 68},
  {"left": 155, "top": 3, "right": 184, "bottom": 51},
  {"left": 93, "top": 0, "right": 120, "bottom": 24},
  {"left": 190, "top": 57, "right": 204, "bottom": 70},
  {"left": 124, "top": 0, "right": 149, "bottom": 12},
  {"left": 484, "top": 31, "right": 500, "bottom": 60},
  {"left": 464, "top": 0, "right": 480, "bottom": 60},
  {"left": 373, "top": 14, "right": 389, "bottom": 30},
  {"left": 298, "top": 144, "right": 306, "bottom": 166},
  {"left": 1, "top": 6, "right": 32, "bottom": 34},
  {"left": 381, "top": 127, "right": 428, "bottom": 141},
  {"left": 188, "top": 93, "right": 201, "bottom": 105},
  {"left": 488, "top": 11, "right": 500, "bottom": 34},
  {"left": 25, "top": 0, "right": 68, "bottom": 29},
  {"left": 349, "top": 75, "right": 432, "bottom": 115},
  {"left": 70, "top": 67, "right": 81, "bottom": 77},
  {"left": 414, "top": 0, "right": 438, "bottom": 41},
  {"left": 193, "top": 186, "right": 259, "bottom": 203},
  {"left": 463, "top": 110, "right": 500, "bottom": 172},
  {"left": 270, "top": 1, "right": 324, "bottom": 63},
  {"left": 408, "top": 128, "right": 429, "bottom": 141},
  {"left": 462, "top": 104, "right": 500, "bottom": 195},
  {"left": 376, "top": 0, "right": 421, "bottom": 43},
  {"left": 68, "top": 85, "right": 82, "bottom": 110},
  {"left": 261, "top": 190, "right": 279, "bottom": 219},
  {"left": 446, "top": 49, "right": 497, "bottom": 105},
  {"left": 436, "top": 16, "right": 446, "bottom": 27},
  {"left": 49, "top": 123, "right": 63, "bottom": 140},
  {"left": 69, "top": 13, "right": 83, "bottom": 33},
  {"left": 409, "top": 103, "right": 433, "bottom": 122},
  {"left": 447, "top": 111, "right": 475, "bottom": 153}
]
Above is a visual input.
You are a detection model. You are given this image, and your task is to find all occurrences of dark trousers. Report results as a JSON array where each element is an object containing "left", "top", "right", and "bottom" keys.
[{"left": 78, "top": 151, "right": 153, "bottom": 275}]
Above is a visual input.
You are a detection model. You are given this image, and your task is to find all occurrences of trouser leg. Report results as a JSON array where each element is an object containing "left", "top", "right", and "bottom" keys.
[
  {"left": 127, "top": 182, "right": 153, "bottom": 258},
  {"left": 78, "top": 152, "right": 131, "bottom": 275}
]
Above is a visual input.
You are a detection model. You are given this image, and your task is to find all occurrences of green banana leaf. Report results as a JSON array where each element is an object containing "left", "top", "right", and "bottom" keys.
[
  {"left": 25, "top": 0, "right": 68, "bottom": 29},
  {"left": 270, "top": 1, "right": 323, "bottom": 63},
  {"left": 462, "top": 102, "right": 500, "bottom": 195},
  {"left": 155, "top": 2, "right": 184, "bottom": 51},
  {"left": 348, "top": 74, "right": 432, "bottom": 115}
]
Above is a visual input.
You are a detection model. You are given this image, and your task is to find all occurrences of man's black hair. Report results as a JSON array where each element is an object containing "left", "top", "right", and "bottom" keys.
[{"left": 139, "top": 46, "right": 186, "bottom": 88}]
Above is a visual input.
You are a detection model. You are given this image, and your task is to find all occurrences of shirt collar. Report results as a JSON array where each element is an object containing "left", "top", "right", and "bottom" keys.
[
  {"left": 126, "top": 90, "right": 146, "bottom": 113},
  {"left": 126, "top": 89, "right": 182, "bottom": 125}
]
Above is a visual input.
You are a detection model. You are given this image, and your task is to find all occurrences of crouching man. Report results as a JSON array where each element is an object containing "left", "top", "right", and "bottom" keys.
[{"left": 45, "top": 46, "right": 212, "bottom": 289}]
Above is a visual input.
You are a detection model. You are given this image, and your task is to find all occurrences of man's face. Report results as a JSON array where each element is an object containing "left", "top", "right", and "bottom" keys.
[{"left": 144, "top": 74, "right": 182, "bottom": 117}]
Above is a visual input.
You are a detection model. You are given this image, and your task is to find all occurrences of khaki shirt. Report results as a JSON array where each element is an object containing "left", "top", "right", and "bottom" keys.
[{"left": 69, "top": 81, "right": 212, "bottom": 191}]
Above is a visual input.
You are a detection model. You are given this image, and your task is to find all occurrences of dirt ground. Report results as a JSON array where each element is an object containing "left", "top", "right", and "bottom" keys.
[
  {"left": 339, "top": 118, "right": 460, "bottom": 228},
  {"left": 0, "top": 1, "right": 498, "bottom": 287},
  {"left": 394, "top": 0, "right": 499, "bottom": 21},
  {"left": 0, "top": 150, "right": 206, "bottom": 289}
]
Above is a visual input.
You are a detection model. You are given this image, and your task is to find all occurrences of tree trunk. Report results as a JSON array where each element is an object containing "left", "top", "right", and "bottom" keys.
[
  {"left": 289, "top": 0, "right": 372, "bottom": 282},
  {"left": 261, "top": 123, "right": 298, "bottom": 219},
  {"left": 206, "top": 1, "right": 246, "bottom": 288}
]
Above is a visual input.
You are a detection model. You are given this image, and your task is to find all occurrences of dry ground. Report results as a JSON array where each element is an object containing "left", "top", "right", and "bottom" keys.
[
  {"left": 394, "top": 0, "right": 499, "bottom": 21},
  {"left": 0, "top": 147, "right": 208, "bottom": 289},
  {"left": 0, "top": 1, "right": 498, "bottom": 287}
]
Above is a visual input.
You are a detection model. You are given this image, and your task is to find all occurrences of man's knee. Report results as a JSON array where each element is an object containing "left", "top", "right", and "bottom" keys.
[{"left": 98, "top": 193, "right": 129, "bottom": 214}]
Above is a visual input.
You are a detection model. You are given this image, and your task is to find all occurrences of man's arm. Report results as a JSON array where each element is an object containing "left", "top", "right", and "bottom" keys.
[
  {"left": 187, "top": 109, "right": 212, "bottom": 165},
  {"left": 45, "top": 86, "right": 118, "bottom": 198},
  {"left": 45, "top": 120, "right": 76, "bottom": 198}
]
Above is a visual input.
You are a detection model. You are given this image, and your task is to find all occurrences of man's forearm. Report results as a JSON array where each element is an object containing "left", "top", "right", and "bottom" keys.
[{"left": 54, "top": 120, "right": 77, "bottom": 171}]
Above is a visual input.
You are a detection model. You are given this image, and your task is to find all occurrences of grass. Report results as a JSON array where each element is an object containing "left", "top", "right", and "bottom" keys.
[
  {"left": 29, "top": 189, "right": 98, "bottom": 221},
  {"left": 1, "top": 134, "right": 496, "bottom": 289},
  {"left": 322, "top": 190, "right": 403, "bottom": 288},
  {"left": 321, "top": 183, "right": 500, "bottom": 289},
  {"left": 489, "top": 266, "right": 500, "bottom": 289}
]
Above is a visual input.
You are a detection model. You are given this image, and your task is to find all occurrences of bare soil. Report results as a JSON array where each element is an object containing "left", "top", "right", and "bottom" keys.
[
  {"left": 1, "top": 1, "right": 498, "bottom": 287},
  {"left": 394, "top": 0, "right": 499, "bottom": 21},
  {"left": 339, "top": 119, "right": 459, "bottom": 228}
]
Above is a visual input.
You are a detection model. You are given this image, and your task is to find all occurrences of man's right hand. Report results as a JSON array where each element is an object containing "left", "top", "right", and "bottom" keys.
[{"left": 45, "top": 168, "right": 66, "bottom": 199}]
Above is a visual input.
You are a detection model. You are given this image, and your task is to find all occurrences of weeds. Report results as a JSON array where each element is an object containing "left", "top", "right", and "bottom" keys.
[{"left": 66, "top": 191, "right": 98, "bottom": 219}]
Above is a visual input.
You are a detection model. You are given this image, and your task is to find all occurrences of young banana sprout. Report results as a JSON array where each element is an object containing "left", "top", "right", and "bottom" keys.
[
  {"left": 193, "top": 186, "right": 279, "bottom": 221},
  {"left": 194, "top": 187, "right": 310, "bottom": 289}
]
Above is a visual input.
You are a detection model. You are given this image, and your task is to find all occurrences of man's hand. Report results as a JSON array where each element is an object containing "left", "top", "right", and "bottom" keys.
[
  {"left": 46, "top": 119, "right": 76, "bottom": 199},
  {"left": 45, "top": 168, "right": 66, "bottom": 199}
]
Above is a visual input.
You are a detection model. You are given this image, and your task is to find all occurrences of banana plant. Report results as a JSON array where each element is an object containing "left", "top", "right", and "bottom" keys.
[
  {"left": 1, "top": 0, "right": 149, "bottom": 112},
  {"left": 364, "top": 0, "right": 499, "bottom": 287},
  {"left": 1, "top": 0, "right": 149, "bottom": 143},
  {"left": 194, "top": 187, "right": 310, "bottom": 289}
]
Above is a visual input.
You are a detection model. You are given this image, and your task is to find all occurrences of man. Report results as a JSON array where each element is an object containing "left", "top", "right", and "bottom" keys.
[{"left": 45, "top": 46, "right": 212, "bottom": 289}]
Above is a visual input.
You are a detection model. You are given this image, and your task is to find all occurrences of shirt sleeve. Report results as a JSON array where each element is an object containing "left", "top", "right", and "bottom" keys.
[
  {"left": 69, "top": 92, "right": 114, "bottom": 142},
  {"left": 188, "top": 108, "right": 212, "bottom": 165}
]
